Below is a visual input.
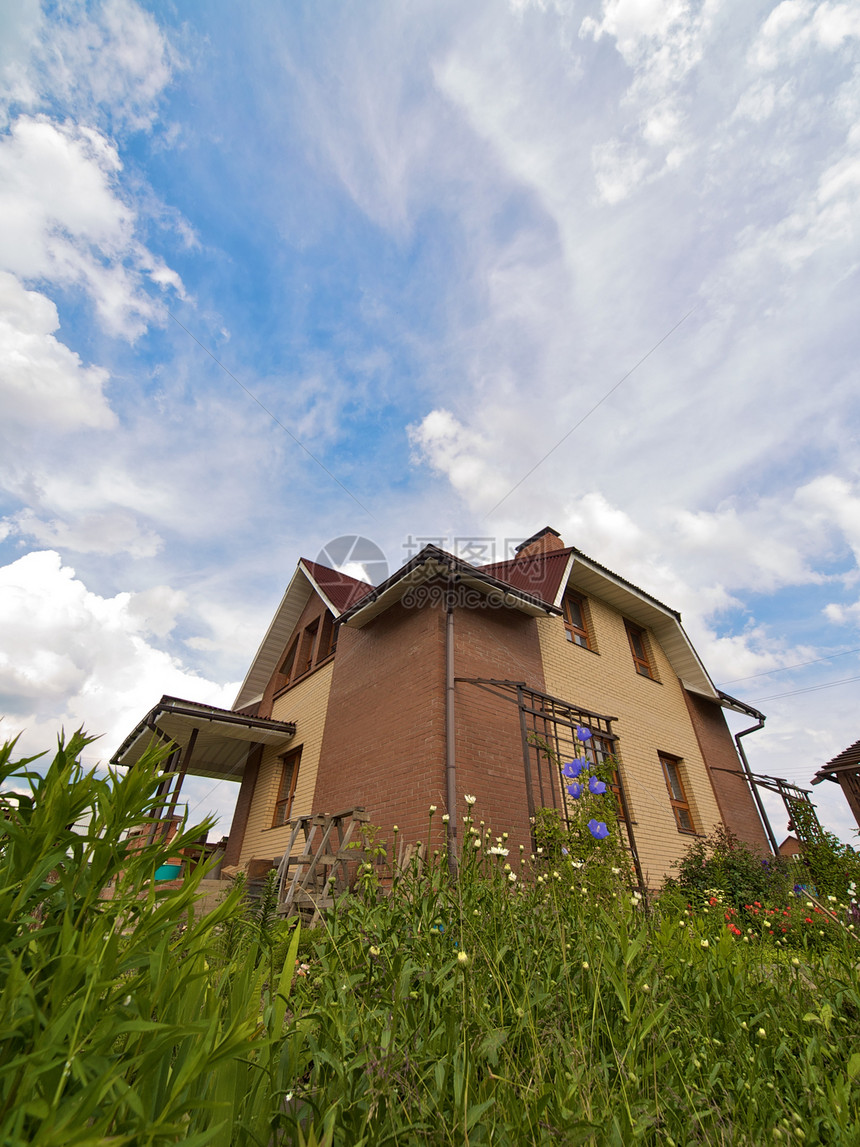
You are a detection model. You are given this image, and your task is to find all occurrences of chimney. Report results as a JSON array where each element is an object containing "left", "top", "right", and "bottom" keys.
[{"left": 515, "top": 527, "right": 566, "bottom": 560}]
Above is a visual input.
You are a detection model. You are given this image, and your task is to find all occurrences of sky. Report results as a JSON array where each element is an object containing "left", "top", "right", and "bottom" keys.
[{"left": 1, "top": 0, "right": 860, "bottom": 846}]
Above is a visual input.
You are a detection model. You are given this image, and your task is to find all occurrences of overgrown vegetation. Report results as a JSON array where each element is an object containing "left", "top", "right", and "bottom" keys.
[{"left": 2, "top": 733, "right": 860, "bottom": 1144}]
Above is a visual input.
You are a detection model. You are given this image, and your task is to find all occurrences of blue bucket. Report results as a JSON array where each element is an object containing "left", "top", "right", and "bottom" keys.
[{"left": 154, "top": 863, "right": 182, "bottom": 882}]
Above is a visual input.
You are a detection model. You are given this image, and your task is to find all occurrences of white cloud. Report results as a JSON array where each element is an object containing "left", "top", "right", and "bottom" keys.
[
  {"left": 7, "top": 508, "right": 161, "bottom": 558},
  {"left": 1, "top": 0, "right": 176, "bottom": 133},
  {"left": 752, "top": 1, "right": 860, "bottom": 70},
  {"left": 0, "top": 116, "right": 182, "bottom": 338},
  {"left": 0, "top": 271, "right": 115, "bottom": 429},
  {"left": 580, "top": 0, "right": 695, "bottom": 64},
  {"left": 0, "top": 550, "right": 237, "bottom": 760},
  {"left": 797, "top": 474, "right": 860, "bottom": 565},
  {"left": 408, "top": 408, "right": 511, "bottom": 509}
]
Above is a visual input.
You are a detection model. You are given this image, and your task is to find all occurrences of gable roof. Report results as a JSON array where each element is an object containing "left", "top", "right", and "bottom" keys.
[
  {"left": 337, "top": 545, "right": 562, "bottom": 628},
  {"left": 232, "top": 560, "right": 372, "bottom": 710},
  {"left": 232, "top": 532, "right": 755, "bottom": 716},
  {"left": 482, "top": 548, "right": 573, "bottom": 604}
]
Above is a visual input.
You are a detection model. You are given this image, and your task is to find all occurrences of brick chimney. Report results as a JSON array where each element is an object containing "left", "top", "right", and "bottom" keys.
[{"left": 515, "top": 527, "right": 566, "bottom": 559}]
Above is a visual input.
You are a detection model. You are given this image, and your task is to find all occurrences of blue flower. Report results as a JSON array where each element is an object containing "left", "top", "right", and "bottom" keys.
[
  {"left": 566, "top": 782, "right": 583, "bottom": 800},
  {"left": 588, "top": 776, "right": 606, "bottom": 795},
  {"left": 576, "top": 726, "right": 593, "bottom": 742},
  {"left": 562, "top": 759, "right": 583, "bottom": 779},
  {"left": 588, "top": 819, "right": 609, "bottom": 840}
]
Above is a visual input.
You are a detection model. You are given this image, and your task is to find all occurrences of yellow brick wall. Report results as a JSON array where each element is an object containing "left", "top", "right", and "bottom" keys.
[
  {"left": 538, "top": 587, "right": 724, "bottom": 886},
  {"left": 238, "top": 660, "right": 335, "bottom": 865}
]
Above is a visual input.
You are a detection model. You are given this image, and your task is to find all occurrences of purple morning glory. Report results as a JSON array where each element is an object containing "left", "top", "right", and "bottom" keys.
[
  {"left": 588, "top": 819, "right": 609, "bottom": 840},
  {"left": 588, "top": 776, "right": 606, "bottom": 795},
  {"left": 576, "top": 726, "right": 592, "bottom": 742},
  {"left": 562, "top": 759, "right": 583, "bottom": 779},
  {"left": 566, "top": 782, "right": 583, "bottom": 800}
]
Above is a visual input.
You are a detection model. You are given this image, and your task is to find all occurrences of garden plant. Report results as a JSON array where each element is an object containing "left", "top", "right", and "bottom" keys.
[{"left": 2, "top": 729, "right": 860, "bottom": 1145}]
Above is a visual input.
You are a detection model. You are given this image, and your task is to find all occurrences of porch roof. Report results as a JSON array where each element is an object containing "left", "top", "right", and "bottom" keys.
[{"left": 111, "top": 695, "right": 296, "bottom": 781}]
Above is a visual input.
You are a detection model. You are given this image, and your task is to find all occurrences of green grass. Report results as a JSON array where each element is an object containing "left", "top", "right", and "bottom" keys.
[{"left": 2, "top": 735, "right": 859, "bottom": 1145}]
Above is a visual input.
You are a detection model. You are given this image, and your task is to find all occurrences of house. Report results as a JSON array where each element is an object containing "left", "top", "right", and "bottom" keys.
[{"left": 113, "top": 527, "right": 770, "bottom": 886}]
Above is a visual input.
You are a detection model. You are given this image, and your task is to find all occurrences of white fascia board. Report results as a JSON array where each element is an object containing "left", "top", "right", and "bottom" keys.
[
  {"left": 297, "top": 559, "right": 346, "bottom": 619},
  {"left": 232, "top": 566, "right": 312, "bottom": 710},
  {"left": 551, "top": 554, "right": 576, "bottom": 608}
]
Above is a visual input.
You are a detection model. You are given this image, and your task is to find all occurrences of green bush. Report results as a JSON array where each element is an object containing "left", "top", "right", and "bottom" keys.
[{"left": 665, "top": 824, "right": 793, "bottom": 910}]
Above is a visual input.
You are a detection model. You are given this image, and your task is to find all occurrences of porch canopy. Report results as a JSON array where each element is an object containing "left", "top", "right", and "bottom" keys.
[{"left": 111, "top": 695, "right": 296, "bottom": 781}]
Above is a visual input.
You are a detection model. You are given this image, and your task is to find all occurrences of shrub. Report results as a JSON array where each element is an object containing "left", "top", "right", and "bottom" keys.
[{"left": 665, "top": 825, "right": 793, "bottom": 909}]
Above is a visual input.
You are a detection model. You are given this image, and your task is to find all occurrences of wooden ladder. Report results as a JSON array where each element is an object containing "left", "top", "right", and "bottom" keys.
[{"left": 275, "top": 807, "right": 370, "bottom": 924}]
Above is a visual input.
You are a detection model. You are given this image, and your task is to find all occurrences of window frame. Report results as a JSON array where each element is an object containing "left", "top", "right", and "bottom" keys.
[
  {"left": 272, "top": 747, "right": 302, "bottom": 828},
  {"left": 562, "top": 591, "right": 592, "bottom": 649},
  {"left": 625, "top": 620, "right": 656, "bottom": 680},
  {"left": 659, "top": 753, "right": 696, "bottom": 834}
]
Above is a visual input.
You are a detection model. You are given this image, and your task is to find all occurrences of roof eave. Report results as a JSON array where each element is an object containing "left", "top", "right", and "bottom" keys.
[
  {"left": 340, "top": 547, "right": 560, "bottom": 629},
  {"left": 232, "top": 566, "right": 312, "bottom": 710}
]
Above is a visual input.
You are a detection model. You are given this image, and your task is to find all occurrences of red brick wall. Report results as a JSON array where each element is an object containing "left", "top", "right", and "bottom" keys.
[
  {"left": 453, "top": 603, "right": 546, "bottom": 854},
  {"left": 683, "top": 691, "right": 769, "bottom": 852},
  {"left": 312, "top": 597, "right": 448, "bottom": 852},
  {"left": 312, "top": 589, "right": 547, "bottom": 860}
]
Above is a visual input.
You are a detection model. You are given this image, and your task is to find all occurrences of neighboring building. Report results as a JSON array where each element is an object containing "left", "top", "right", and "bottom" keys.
[
  {"left": 113, "top": 527, "right": 770, "bottom": 886},
  {"left": 778, "top": 835, "right": 802, "bottom": 858}
]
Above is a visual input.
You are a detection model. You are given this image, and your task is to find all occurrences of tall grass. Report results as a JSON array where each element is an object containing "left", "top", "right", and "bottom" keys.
[
  {"left": 2, "top": 737, "right": 859, "bottom": 1144},
  {"left": 0, "top": 732, "right": 304, "bottom": 1147},
  {"left": 287, "top": 809, "right": 860, "bottom": 1145}
]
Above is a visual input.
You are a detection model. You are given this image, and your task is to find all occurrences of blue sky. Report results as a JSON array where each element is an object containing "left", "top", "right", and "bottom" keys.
[{"left": 2, "top": 0, "right": 860, "bottom": 844}]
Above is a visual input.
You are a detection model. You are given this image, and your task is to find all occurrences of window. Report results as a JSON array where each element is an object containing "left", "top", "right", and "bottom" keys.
[
  {"left": 562, "top": 592, "right": 592, "bottom": 648},
  {"left": 298, "top": 619, "right": 318, "bottom": 677},
  {"left": 280, "top": 636, "right": 298, "bottom": 678},
  {"left": 273, "top": 747, "right": 301, "bottom": 828},
  {"left": 277, "top": 609, "right": 336, "bottom": 691},
  {"left": 659, "top": 754, "right": 695, "bottom": 834},
  {"left": 625, "top": 621, "right": 655, "bottom": 679},
  {"left": 318, "top": 610, "right": 336, "bottom": 661}
]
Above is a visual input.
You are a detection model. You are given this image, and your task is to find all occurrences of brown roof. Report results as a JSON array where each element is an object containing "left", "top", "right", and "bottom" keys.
[
  {"left": 481, "top": 548, "right": 572, "bottom": 607},
  {"left": 813, "top": 737, "right": 860, "bottom": 783},
  {"left": 301, "top": 559, "right": 374, "bottom": 613}
]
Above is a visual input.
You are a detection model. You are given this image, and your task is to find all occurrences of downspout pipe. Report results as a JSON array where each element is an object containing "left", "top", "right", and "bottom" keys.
[
  {"left": 445, "top": 576, "right": 458, "bottom": 878},
  {"left": 734, "top": 717, "right": 779, "bottom": 855}
]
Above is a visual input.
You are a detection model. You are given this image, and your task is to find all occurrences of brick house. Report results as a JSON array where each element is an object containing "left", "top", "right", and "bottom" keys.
[{"left": 113, "top": 527, "right": 769, "bottom": 886}]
